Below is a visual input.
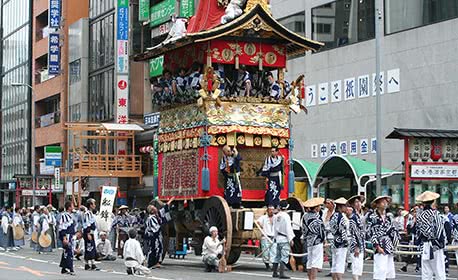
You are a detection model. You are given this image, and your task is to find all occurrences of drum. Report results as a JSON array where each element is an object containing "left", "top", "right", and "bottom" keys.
[
  {"left": 38, "top": 233, "right": 52, "bottom": 248},
  {"left": 31, "top": 232, "right": 38, "bottom": 243},
  {"left": 13, "top": 225, "right": 24, "bottom": 240}
]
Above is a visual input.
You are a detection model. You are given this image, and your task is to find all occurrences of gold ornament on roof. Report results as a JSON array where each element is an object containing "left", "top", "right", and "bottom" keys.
[{"left": 244, "top": 0, "right": 270, "bottom": 13}]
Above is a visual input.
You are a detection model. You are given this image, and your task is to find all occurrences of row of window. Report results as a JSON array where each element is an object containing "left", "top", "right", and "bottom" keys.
[
  {"left": 1, "top": 141, "right": 28, "bottom": 181},
  {"left": 280, "top": 0, "right": 458, "bottom": 52},
  {"left": 2, "top": 0, "right": 30, "bottom": 37},
  {"left": 89, "top": 68, "right": 115, "bottom": 122}
]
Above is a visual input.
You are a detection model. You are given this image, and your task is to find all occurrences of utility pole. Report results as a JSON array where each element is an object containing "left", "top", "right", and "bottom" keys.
[{"left": 375, "top": 0, "right": 383, "bottom": 196}]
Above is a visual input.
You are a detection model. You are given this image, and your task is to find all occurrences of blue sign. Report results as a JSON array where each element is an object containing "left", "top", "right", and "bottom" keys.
[
  {"left": 117, "top": 6, "right": 129, "bottom": 40},
  {"left": 49, "top": 0, "right": 61, "bottom": 29},
  {"left": 48, "top": 33, "right": 60, "bottom": 75},
  {"left": 144, "top": 112, "right": 160, "bottom": 128}
]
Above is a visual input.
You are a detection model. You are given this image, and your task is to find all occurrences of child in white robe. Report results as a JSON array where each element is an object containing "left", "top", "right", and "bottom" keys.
[{"left": 123, "top": 228, "right": 151, "bottom": 275}]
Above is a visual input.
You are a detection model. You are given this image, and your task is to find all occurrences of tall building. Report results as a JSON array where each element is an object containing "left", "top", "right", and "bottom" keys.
[
  {"left": 272, "top": 0, "right": 458, "bottom": 204},
  {"left": 29, "top": 0, "right": 88, "bottom": 207},
  {"left": 0, "top": 0, "right": 33, "bottom": 206}
]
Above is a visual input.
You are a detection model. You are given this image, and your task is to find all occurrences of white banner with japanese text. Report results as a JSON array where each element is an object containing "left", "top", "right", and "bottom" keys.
[{"left": 96, "top": 186, "right": 118, "bottom": 232}]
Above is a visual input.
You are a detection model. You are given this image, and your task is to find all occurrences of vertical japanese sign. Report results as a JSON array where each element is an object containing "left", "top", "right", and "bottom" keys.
[
  {"left": 179, "top": 0, "right": 195, "bottom": 18},
  {"left": 48, "top": 33, "right": 60, "bottom": 75},
  {"left": 98, "top": 186, "right": 118, "bottom": 231},
  {"left": 116, "top": 0, "right": 129, "bottom": 156},
  {"left": 49, "top": 0, "right": 61, "bottom": 29},
  {"left": 139, "top": 0, "right": 150, "bottom": 21}
]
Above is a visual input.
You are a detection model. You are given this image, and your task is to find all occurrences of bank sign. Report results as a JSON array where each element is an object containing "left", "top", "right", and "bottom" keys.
[{"left": 45, "top": 146, "right": 62, "bottom": 166}]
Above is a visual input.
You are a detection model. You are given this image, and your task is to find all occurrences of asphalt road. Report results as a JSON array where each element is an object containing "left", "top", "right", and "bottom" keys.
[{"left": 0, "top": 246, "right": 457, "bottom": 280}]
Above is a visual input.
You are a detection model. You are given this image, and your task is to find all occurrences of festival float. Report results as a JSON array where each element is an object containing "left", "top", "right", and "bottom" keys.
[{"left": 135, "top": 0, "right": 324, "bottom": 266}]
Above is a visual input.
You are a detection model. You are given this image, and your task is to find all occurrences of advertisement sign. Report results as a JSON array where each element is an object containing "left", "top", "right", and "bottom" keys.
[
  {"left": 411, "top": 164, "right": 458, "bottom": 179},
  {"left": 48, "top": 33, "right": 60, "bottom": 75},
  {"left": 149, "top": 56, "right": 164, "bottom": 77},
  {"left": 116, "top": 75, "right": 129, "bottom": 124},
  {"left": 22, "top": 190, "right": 48, "bottom": 196},
  {"left": 45, "top": 146, "right": 62, "bottom": 166},
  {"left": 116, "top": 0, "right": 129, "bottom": 126},
  {"left": 179, "top": 0, "right": 195, "bottom": 18},
  {"left": 144, "top": 112, "right": 160, "bottom": 128},
  {"left": 49, "top": 0, "right": 61, "bottom": 28},
  {"left": 149, "top": 0, "right": 176, "bottom": 27},
  {"left": 139, "top": 0, "right": 150, "bottom": 21}
]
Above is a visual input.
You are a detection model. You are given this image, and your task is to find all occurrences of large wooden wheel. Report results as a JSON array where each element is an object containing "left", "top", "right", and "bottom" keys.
[
  {"left": 201, "top": 196, "right": 237, "bottom": 264},
  {"left": 284, "top": 197, "right": 305, "bottom": 268}
]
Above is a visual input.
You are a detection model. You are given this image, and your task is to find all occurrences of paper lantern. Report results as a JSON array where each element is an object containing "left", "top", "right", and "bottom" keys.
[
  {"left": 441, "top": 139, "right": 453, "bottom": 162},
  {"left": 408, "top": 139, "right": 421, "bottom": 161},
  {"left": 420, "top": 138, "right": 431, "bottom": 161},
  {"left": 430, "top": 139, "right": 442, "bottom": 162}
]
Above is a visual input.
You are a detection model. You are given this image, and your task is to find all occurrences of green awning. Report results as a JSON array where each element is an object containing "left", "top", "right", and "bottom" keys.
[
  {"left": 315, "top": 155, "right": 399, "bottom": 188},
  {"left": 293, "top": 159, "right": 320, "bottom": 184},
  {"left": 344, "top": 156, "right": 396, "bottom": 178}
]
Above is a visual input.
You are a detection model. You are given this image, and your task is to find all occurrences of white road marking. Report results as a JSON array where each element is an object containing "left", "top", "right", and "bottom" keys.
[{"left": 27, "top": 258, "right": 48, "bottom": 263}]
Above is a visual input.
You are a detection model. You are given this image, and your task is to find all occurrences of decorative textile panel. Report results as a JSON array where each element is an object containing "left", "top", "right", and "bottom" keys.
[
  {"left": 205, "top": 101, "right": 289, "bottom": 129},
  {"left": 160, "top": 149, "right": 200, "bottom": 197},
  {"left": 209, "top": 40, "right": 287, "bottom": 68}
]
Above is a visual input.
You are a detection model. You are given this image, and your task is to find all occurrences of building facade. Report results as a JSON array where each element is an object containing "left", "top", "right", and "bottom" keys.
[
  {"left": 0, "top": 0, "right": 33, "bottom": 206},
  {"left": 272, "top": 0, "right": 458, "bottom": 205}
]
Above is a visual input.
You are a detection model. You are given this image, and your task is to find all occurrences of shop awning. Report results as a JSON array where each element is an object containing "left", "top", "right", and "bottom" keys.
[
  {"left": 315, "top": 155, "right": 400, "bottom": 188},
  {"left": 293, "top": 159, "right": 320, "bottom": 184},
  {"left": 387, "top": 127, "right": 458, "bottom": 139}
]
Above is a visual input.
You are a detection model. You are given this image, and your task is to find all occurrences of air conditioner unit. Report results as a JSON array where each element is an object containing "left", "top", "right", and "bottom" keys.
[{"left": 40, "top": 69, "right": 49, "bottom": 83}]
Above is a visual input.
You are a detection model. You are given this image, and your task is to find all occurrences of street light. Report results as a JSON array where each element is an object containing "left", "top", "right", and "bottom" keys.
[{"left": 11, "top": 82, "right": 35, "bottom": 206}]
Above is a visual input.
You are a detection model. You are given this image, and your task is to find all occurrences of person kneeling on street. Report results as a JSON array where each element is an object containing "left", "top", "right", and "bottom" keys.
[
  {"left": 96, "top": 231, "right": 116, "bottom": 261},
  {"left": 124, "top": 228, "right": 151, "bottom": 275},
  {"left": 202, "top": 226, "right": 225, "bottom": 272}
]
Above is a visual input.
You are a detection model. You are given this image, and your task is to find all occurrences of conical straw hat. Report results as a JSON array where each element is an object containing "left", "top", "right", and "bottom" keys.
[
  {"left": 416, "top": 191, "right": 440, "bottom": 202},
  {"left": 303, "top": 197, "right": 325, "bottom": 208}
]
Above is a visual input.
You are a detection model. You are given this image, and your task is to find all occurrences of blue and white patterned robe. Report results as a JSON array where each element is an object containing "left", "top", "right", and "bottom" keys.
[
  {"left": 366, "top": 211, "right": 399, "bottom": 255},
  {"left": 416, "top": 206, "right": 446, "bottom": 255},
  {"left": 145, "top": 205, "right": 170, "bottom": 268},
  {"left": 82, "top": 210, "right": 97, "bottom": 260},
  {"left": 261, "top": 156, "right": 283, "bottom": 207},
  {"left": 329, "top": 212, "right": 349, "bottom": 249},
  {"left": 59, "top": 212, "right": 76, "bottom": 271},
  {"left": 220, "top": 153, "right": 242, "bottom": 207},
  {"left": 301, "top": 211, "right": 325, "bottom": 248},
  {"left": 349, "top": 209, "right": 365, "bottom": 253}
]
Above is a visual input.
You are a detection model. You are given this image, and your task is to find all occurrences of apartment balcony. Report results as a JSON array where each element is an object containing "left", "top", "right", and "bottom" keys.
[{"left": 35, "top": 111, "right": 61, "bottom": 128}]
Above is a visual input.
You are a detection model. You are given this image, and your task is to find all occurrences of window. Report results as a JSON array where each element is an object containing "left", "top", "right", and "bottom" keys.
[
  {"left": 385, "top": 0, "right": 458, "bottom": 34},
  {"left": 278, "top": 12, "right": 305, "bottom": 36},
  {"left": 69, "top": 59, "right": 81, "bottom": 85},
  {"left": 89, "top": 69, "right": 115, "bottom": 121},
  {"left": 312, "top": 0, "right": 375, "bottom": 51},
  {"left": 89, "top": 13, "right": 115, "bottom": 71}
]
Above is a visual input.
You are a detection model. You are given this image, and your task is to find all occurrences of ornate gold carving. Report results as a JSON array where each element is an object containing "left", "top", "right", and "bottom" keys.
[
  {"left": 221, "top": 48, "right": 235, "bottom": 61},
  {"left": 264, "top": 51, "right": 277, "bottom": 65},
  {"left": 244, "top": 0, "right": 270, "bottom": 13},
  {"left": 244, "top": 43, "right": 256, "bottom": 56}
]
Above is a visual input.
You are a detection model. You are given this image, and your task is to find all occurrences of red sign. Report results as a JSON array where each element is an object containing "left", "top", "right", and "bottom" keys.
[{"left": 118, "top": 80, "right": 127, "bottom": 90}]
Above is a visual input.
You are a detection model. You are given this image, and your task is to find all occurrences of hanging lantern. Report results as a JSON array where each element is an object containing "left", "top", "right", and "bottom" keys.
[
  {"left": 420, "top": 138, "right": 431, "bottom": 161},
  {"left": 430, "top": 139, "right": 442, "bottom": 161},
  {"left": 441, "top": 139, "right": 452, "bottom": 162},
  {"left": 408, "top": 138, "right": 421, "bottom": 161},
  {"left": 451, "top": 139, "right": 458, "bottom": 162}
]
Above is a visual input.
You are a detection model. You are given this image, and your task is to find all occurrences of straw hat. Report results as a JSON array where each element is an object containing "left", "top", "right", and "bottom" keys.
[
  {"left": 303, "top": 197, "right": 325, "bottom": 208},
  {"left": 13, "top": 225, "right": 24, "bottom": 240},
  {"left": 371, "top": 196, "right": 392, "bottom": 207},
  {"left": 401, "top": 210, "right": 409, "bottom": 217},
  {"left": 347, "top": 195, "right": 365, "bottom": 205},
  {"left": 416, "top": 191, "right": 440, "bottom": 203},
  {"left": 334, "top": 197, "right": 348, "bottom": 205},
  {"left": 39, "top": 233, "right": 52, "bottom": 248},
  {"left": 31, "top": 232, "right": 38, "bottom": 243},
  {"left": 119, "top": 205, "right": 129, "bottom": 210}
]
